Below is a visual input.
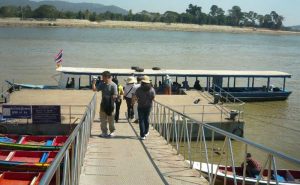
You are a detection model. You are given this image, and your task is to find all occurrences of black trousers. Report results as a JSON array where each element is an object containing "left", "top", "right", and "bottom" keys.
[
  {"left": 115, "top": 99, "right": 122, "bottom": 122},
  {"left": 125, "top": 97, "right": 134, "bottom": 119}
]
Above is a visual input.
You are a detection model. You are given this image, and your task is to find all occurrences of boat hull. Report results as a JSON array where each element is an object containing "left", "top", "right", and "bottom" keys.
[{"left": 188, "top": 162, "right": 300, "bottom": 185}]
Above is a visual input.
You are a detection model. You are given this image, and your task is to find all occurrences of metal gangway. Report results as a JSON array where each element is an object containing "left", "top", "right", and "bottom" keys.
[{"left": 151, "top": 100, "right": 300, "bottom": 185}]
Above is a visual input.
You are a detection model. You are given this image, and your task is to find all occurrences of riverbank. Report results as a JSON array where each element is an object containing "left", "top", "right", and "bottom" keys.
[{"left": 0, "top": 18, "right": 299, "bottom": 35}]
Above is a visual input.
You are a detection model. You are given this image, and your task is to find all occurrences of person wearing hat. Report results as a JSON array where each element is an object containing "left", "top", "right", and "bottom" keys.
[
  {"left": 123, "top": 76, "right": 137, "bottom": 120},
  {"left": 163, "top": 75, "right": 172, "bottom": 95},
  {"left": 92, "top": 71, "right": 117, "bottom": 137},
  {"left": 241, "top": 153, "right": 261, "bottom": 177},
  {"left": 133, "top": 75, "right": 156, "bottom": 140}
]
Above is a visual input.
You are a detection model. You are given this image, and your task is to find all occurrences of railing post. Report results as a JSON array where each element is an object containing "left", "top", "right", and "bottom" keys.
[
  {"left": 202, "top": 126, "right": 211, "bottom": 183},
  {"left": 228, "top": 138, "right": 237, "bottom": 185}
]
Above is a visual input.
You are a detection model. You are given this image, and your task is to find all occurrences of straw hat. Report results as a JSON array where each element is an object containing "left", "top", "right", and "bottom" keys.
[
  {"left": 141, "top": 75, "right": 151, "bottom": 84},
  {"left": 126, "top": 76, "right": 137, "bottom": 84}
]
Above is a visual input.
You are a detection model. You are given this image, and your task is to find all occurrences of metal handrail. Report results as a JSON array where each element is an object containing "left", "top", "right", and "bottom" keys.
[
  {"left": 151, "top": 100, "right": 300, "bottom": 185},
  {"left": 210, "top": 84, "right": 245, "bottom": 105},
  {"left": 39, "top": 93, "right": 97, "bottom": 185}
]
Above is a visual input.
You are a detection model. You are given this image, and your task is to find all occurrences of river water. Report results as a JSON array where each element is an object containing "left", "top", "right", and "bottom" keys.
[{"left": 0, "top": 27, "right": 299, "bottom": 167}]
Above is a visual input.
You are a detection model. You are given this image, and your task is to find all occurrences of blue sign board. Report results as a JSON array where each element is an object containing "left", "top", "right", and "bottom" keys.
[
  {"left": 2, "top": 105, "right": 32, "bottom": 119},
  {"left": 32, "top": 105, "right": 61, "bottom": 124}
]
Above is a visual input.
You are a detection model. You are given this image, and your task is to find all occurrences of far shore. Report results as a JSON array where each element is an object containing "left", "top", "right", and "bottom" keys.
[{"left": 0, "top": 18, "right": 299, "bottom": 35}]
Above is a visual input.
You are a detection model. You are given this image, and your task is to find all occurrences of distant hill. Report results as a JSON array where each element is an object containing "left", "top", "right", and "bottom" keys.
[{"left": 0, "top": 0, "right": 128, "bottom": 14}]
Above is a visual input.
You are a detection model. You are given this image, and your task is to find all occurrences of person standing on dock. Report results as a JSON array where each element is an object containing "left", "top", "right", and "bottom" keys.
[
  {"left": 112, "top": 78, "right": 124, "bottom": 123},
  {"left": 133, "top": 76, "right": 156, "bottom": 140},
  {"left": 124, "top": 76, "right": 137, "bottom": 120},
  {"left": 92, "top": 71, "right": 117, "bottom": 137},
  {"left": 163, "top": 75, "right": 172, "bottom": 95},
  {"left": 132, "top": 76, "right": 142, "bottom": 123}
]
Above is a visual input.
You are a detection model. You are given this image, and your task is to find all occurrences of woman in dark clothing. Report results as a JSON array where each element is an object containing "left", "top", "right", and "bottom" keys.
[
  {"left": 112, "top": 78, "right": 124, "bottom": 122},
  {"left": 133, "top": 76, "right": 156, "bottom": 140}
]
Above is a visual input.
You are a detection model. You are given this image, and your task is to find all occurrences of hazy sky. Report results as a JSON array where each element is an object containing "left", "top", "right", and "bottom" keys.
[{"left": 48, "top": 0, "right": 300, "bottom": 26}]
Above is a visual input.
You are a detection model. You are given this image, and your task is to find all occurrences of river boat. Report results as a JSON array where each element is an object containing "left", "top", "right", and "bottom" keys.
[
  {"left": 0, "top": 135, "right": 67, "bottom": 151},
  {"left": 0, "top": 171, "right": 56, "bottom": 185},
  {"left": 0, "top": 150, "right": 58, "bottom": 172},
  {"left": 189, "top": 161, "right": 300, "bottom": 185},
  {"left": 5, "top": 67, "right": 292, "bottom": 101}
]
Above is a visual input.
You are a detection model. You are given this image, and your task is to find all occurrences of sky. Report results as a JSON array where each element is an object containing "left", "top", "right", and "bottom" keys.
[{"left": 48, "top": 0, "right": 300, "bottom": 26}]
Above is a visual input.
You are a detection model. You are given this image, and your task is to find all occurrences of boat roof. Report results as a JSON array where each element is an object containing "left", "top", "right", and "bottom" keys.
[{"left": 56, "top": 67, "right": 291, "bottom": 78}]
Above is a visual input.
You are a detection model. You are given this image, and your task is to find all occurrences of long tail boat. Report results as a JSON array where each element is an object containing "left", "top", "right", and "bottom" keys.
[
  {"left": 0, "top": 135, "right": 67, "bottom": 151},
  {"left": 0, "top": 150, "right": 58, "bottom": 172},
  {"left": 190, "top": 162, "right": 300, "bottom": 185},
  {"left": 0, "top": 172, "right": 56, "bottom": 185}
]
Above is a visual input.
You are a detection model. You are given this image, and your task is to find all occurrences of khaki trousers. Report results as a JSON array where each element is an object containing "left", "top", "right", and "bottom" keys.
[{"left": 100, "top": 109, "right": 116, "bottom": 134}]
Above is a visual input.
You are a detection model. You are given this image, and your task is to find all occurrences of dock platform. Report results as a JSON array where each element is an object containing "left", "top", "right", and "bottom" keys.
[{"left": 79, "top": 93, "right": 208, "bottom": 185}]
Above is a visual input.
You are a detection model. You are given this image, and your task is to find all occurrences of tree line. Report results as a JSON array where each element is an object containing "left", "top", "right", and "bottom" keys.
[{"left": 0, "top": 4, "right": 285, "bottom": 30}]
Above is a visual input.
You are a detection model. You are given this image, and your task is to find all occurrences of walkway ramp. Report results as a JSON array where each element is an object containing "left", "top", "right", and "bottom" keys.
[{"left": 79, "top": 96, "right": 208, "bottom": 185}]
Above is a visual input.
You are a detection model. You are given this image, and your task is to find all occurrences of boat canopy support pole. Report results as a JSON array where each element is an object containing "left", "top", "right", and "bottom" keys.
[
  {"left": 233, "top": 77, "right": 236, "bottom": 88},
  {"left": 252, "top": 77, "right": 255, "bottom": 88},
  {"left": 155, "top": 76, "right": 157, "bottom": 87},
  {"left": 227, "top": 77, "right": 230, "bottom": 90},
  {"left": 89, "top": 75, "right": 91, "bottom": 88},
  {"left": 247, "top": 77, "right": 250, "bottom": 88},
  {"left": 267, "top": 77, "right": 270, "bottom": 91},
  {"left": 206, "top": 77, "right": 209, "bottom": 90},
  {"left": 283, "top": 77, "right": 286, "bottom": 91},
  {"left": 176, "top": 76, "right": 178, "bottom": 83}
]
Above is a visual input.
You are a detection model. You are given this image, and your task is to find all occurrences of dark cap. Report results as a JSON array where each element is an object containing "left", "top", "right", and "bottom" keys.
[
  {"left": 246, "top": 153, "right": 252, "bottom": 158},
  {"left": 102, "top": 71, "right": 111, "bottom": 77}
]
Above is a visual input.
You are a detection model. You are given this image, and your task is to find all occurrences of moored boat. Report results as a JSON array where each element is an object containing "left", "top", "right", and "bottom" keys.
[
  {"left": 0, "top": 135, "right": 67, "bottom": 151},
  {"left": 189, "top": 161, "right": 300, "bottom": 185},
  {"left": 4, "top": 67, "right": 292, "bottom": 102},
  {"left": 0, "top": 171, "right": 56, "bottom": 185}
]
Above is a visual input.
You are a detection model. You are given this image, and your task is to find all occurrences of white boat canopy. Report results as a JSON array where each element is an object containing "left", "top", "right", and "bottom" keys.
[{"left": 56, "top": 67, "right": 291, "bottom": 78}]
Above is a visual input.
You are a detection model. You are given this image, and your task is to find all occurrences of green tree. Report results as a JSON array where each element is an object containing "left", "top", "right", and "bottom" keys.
[
  {"left": 84, "top": 9, "right": 90, "bottom": 20},
  {"left": 33, "top": 5, "right": 58, "bottom": 19},
  {"left": 186, "top": 4, "right": 203, "bottom": 24},
  {"left": 22, "top": 5, "right": 32, "bottom": 18},
  {"left": 179, "top": 13, "right": 193, "bottom": 24},
  {"left": 162, "top": 11, "right": 179, "bottom": 23},
  {"left": 89, "top": 12, "right": 97, "bottom": 21},
  {"left": 228, "top": 6, "right": 243, "bottom": 26},
  {"left": 209, "top": 5, "right": 225, "bottom": 25},
  {"left": 270, "top": 11, "right": 283, "bottom": 29},
  {"left": 0, "top": 6, "right": 18, "bottom": 17},
  {"left": 76, "top": 11, "right": 84, "bottom": 19}
]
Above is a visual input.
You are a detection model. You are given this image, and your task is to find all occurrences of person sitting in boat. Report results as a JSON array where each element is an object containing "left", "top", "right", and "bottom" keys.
[
  {"left": 182, "top": 80, "right": 190, "bottom": 90},
  {"left": 193, "top": 80, "right": 203, "bottom": 91},
  {"left": 95, "top": 76, "right": 104, "bottom": 90},
  {"left": 241, "top": 153, "right": 261, "bottom": 178},
  {"left": 67, "top": 78, "right": 75, "bottom": 88}
]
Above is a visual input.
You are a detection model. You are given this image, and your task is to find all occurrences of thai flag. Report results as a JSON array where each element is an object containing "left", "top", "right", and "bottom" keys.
[{"left": 54, "top": 49, "right": 63, "bottom": 64}]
